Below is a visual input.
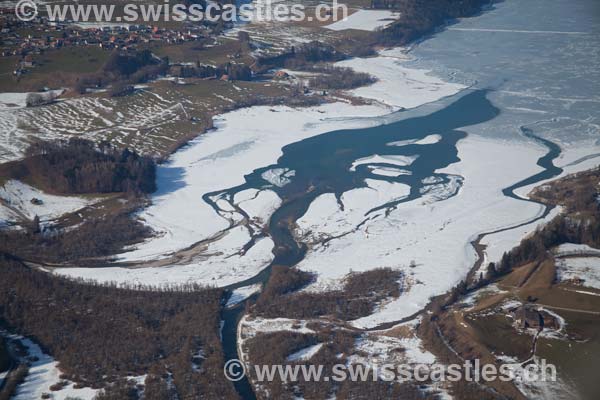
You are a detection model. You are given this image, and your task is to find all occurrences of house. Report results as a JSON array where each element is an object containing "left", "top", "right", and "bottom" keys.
[
  {"left": 274, "top": 70, "right": 289, "bottom": 79},
  {"left": 512, "top": 305, "right": 543, "bottom": 331}
]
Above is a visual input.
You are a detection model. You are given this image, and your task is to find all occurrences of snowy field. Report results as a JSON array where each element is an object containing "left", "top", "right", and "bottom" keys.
[
  {"left": 554, "top": 243, "right": 600, "bottom": 257},
  {"left": 478, "top": 206, "right": 562, "bottom": 268},
  {"left": 326, "top": 10, "right": 401, "bottom": 32},
  {"left": 349, "top": 321, "right": 435, "bottom": 368},
  {"left": 556, "top": 256, "right": 600, "bottom": 289},
  {"left": 0, "top": 86, "right": 192, "bottom": 162},
  {"left": 0, "top": 180, "right": 95, "bottom": 227},
  {"left": 10, "top": 0, "right": 600, "bottom": 332}
]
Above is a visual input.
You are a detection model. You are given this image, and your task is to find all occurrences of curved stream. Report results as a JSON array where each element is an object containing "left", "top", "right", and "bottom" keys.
[{"left": 467, "top": 125, "right": 564, "bottom": 283}]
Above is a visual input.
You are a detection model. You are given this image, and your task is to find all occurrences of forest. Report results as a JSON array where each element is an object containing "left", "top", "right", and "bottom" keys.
[
  {"left": 253, "top": 266, "right": 403, "bottom": 321},
  {"left": 308, "top": 66, "right": 376, "bottom": 90},
  {"left": 0, "top": 205, "right": 152, "bottom": 263},
  {"left": 253, "top": 41, "right": 344, "bottom": 72},
  {"left": 75, "top": 49, "right": 170, "bottom": 94},
  {"left": 491, "top": 167, "right": 600, "bottom": 278},
  {"left": 0, "top": 255, "right": 238, "bottom": 399},
  {"left": 375, "top": 0, "right": 489, "bottom": 45},
  {"left": 19, "top": 138, "right": 156, "bottom": 195}
]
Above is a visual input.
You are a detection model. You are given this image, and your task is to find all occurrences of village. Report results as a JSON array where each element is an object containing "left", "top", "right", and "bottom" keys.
[{"left": 0, "top": 10, "right": 218, "bottom": 76}]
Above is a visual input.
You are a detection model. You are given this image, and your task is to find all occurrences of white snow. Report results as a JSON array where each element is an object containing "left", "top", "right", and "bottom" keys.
[
  {"left": 296, "top": 180, "right": 411, "bottom": 240},
  {"left": 458, "top": 284, "right": 507, "bottom": 309},
  {"left": 117, "top": 102, "right": 387, "bottom": 266},
  {"left": 286, "top": 343, "right": 324, "bottom": 362},
  {"left": 513, "top": 140, "right": 600, "bottom": 201},
  {"left": 348, "top": 329, "right": 436, "bottom": 375},
  {"left": 238, "top": 316, "right": 317, "bottom": 364},
  {"left": 369, "top": 166, "right": 412, "bottom": 177},
  {"left": 296, "top": 135, "right": 550, "bottom": 328},
  {"left": 387, "top": 134, "right": 442, "bottom": 147},
  {"left": 240, "top": 317, "right": 316, "bottom": 337},
  {"left": 350, "top": 154, "right": 419, "bottom": 171},
  {"left": 570, "top": 289, "right": 600, "bottom": 297},
  {"left": 226, "top": 284, "right": 263, "bottom": 307},
  {"left": 554, "top": 243, "right": 600, "bottom": 257},
  {"left": 555, "top": 256, "right": 600, "bottom": 289},
  {"left": 0, "top": 180, "right": 95, "bottom": 224},
  {"left": 479, "top": 206, "right": 562, "bottom": 270},
  {"left": 0, "top": 92, "right": 29, "bottom": 109},
  {"left": 325, "top": 10, "right": 400, "bottom": 32},
  {"left": 53, "top": 226, "right": 275, "bottom": 287},
  {"left": 2, "top": 333, "right": 99, "bottom": 400},
  {"left": 238, "top": 189, "right": 281, "bottom": 227},
  {"left": 261, "top": 168, "right": 295, "bottom": 187},
  {"left": 477, "top": 140, "right": 600, "bottom": 276},
  {"left": 538, "top": 307, "right": 566, "bottom": 340},
  {"left": 336, "top": 48, "right": 466, "bottom": 110}
]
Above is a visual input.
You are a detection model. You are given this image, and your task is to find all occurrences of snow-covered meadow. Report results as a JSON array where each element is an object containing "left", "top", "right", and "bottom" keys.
[
  {"left": 0, "top": 180, "right": 96, "bottom": 228},
  {"left": 555, "top": 255, "right": 600, "bottom": 290}
]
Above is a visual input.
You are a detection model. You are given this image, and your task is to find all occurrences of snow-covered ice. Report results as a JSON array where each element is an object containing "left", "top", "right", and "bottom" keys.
[
  {"left": 336, "top": 49, "right": 466, "bottom": 111},
  {"left": 369, "top": 166, "right": 412, "bottom": 177},
  {"left": 296, "top": 180, "right": 411, "bottom": 240},
  {"left": 387, "top": 134, "right": 442, "bottom": 147},
  {"left": 350, "top": 154, "right": 419, "bottom": 171},
  {"left": 479, "top": 206, "right": 562, "bottom": 268},
  {"left": 261, "top": 168, "right": 295, "bottom": 187},
  {"left": 226, "top": 284, "right": 263, "bottom": 307},
  {"left": 48, "top": 48, "right": 467, "bottom": 288}
]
